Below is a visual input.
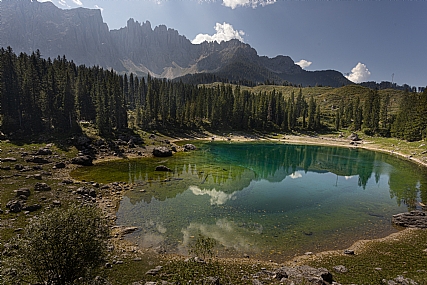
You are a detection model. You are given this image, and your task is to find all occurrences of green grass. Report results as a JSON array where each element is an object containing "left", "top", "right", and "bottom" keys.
[{"left": 307, "top": 229, "right": 427, "bottom": 284}]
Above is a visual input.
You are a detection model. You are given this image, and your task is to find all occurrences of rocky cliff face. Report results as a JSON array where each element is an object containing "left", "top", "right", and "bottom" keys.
[
  {"left": 0, "top": 0, "right": 120, "bottom": 69},
  {"left": 0, "top": 0, "right": 352, "bottom": 87}
]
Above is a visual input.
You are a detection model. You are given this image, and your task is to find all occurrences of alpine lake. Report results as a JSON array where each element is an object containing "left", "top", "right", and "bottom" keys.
[{"left": 71, "top": 141, "right": 427, "bottom": 262}]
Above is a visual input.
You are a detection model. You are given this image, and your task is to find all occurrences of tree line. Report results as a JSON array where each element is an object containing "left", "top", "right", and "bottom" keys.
[{"left": 1, "top": 47, "right": 426, "bottom": 141}]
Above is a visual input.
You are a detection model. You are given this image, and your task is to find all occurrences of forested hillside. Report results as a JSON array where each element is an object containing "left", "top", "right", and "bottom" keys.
[{"left": 0, "top": 47, "right": 426, "bottom": 141}]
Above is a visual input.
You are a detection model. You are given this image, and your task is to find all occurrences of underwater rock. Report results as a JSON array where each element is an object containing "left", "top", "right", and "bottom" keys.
[
  {"left": 155, "top": 165, "right": 172, "bottom": 172},
  {"left": 392, "top": 210, "right": 427, "bottom": 228}
]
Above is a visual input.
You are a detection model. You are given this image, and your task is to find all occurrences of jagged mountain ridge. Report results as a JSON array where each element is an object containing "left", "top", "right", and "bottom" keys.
[{"left": 0, "top": 0, "right": 352, "bottom": 87}]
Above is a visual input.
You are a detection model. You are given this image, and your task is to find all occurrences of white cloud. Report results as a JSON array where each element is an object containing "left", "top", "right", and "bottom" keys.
[
  {"left": 72, "top": 0, "right": 83, "bottom": 5},
  {"left": 189, "top": 185, "right": 236, "bottom": 205},
  {"left": 180, "top": 218, "right": 259, "bottom": 253},
  {"left": 222, "top": 0, "right": 276, "bottom": 9},
  {"left": 192, "top": 22, "right": 245, "bottom": 44},
  {"left": 289, "top": 172, "right": 302, "bottom": 179},
  {"left": 346, "top": 62, "right": 371, "bottom": 83},
  {"left": 295, "top": 59, "right": 312, "bottom": 70}
]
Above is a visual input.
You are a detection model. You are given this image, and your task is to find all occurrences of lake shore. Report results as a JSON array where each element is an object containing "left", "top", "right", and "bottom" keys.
[{"left": 91, "top": 131, "right": 426, "bottom": 267}]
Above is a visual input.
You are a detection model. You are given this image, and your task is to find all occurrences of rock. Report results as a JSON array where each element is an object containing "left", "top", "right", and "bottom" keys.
[
  {"left": 6, "top": 200, "right": 22, "bottom": 213},
  {"left": 75, "top": 136, "right": 91, "bottom": 147},
  {"left": 34, "top": 182, "right": 51, "bottom": 191},
  {"left": 15, "top": 188, "right": 31, "bottom": 197},
  {"left": 333, "top": 265, "right": 348, "bottom": 273},
  {"left": 22, "top": 204, "right": 42, "bottom": 212},
  {"left": 53, "top": 162, "right": 66, "bottom": 169},
  {"left": 183, "top": 144, "right": 197, "bottom": 151},
  {"left": 155, "top": 165, "right": 172, "bottom": 172},
  {"left": 252, "top": 280, "right": 263, "bottom": 285},
  {"left": 392, "top": 210, "right": 427, "bottom": 228},
  {"left": 272, "top": 266, "right": 333, "bottom": 285},
  {"left": 153, "top": 147, "right": 172, "bottom": 157},
  {"left": 146, "top": 265, "right": 162, "bottom": 275},
  {"left": 105, "top": 262, "right": 112, "bottom": 269},
  {"left": 347, "top": 133, "right": 360, "bottom": 141},
  {"left": 118, "top": 226, "right": 138, "bottom": 236},
  {"left": 71, "top": 155, "right": 93, "bottom": 166},
  {"left": 52, "top": 200, "right": 61, "bottom": 206},
  {"left": 273, "top": 268, "right": 288, "bottom": 279},
  {"left": 1, "top": 157, "right": 17, "bottom": 162},
  {"left": 382, "top": 275, "right": 419, "bottom": 285},
  {"left": 344, "top": 249, "right": 355, "bottom": 255},
  {"left": 36, "top": 148, "right": 52, "bottom": 155},
  {"left": 76, "top": 187, "right": 96, "bottom": 198},
  {"left": 14, "top": 164, "right": 24, "bottom": 170},
  {"left": 34, "top": 174, "right": 42, "bottom": 180},
  {"left": 205, "top": 277, "right": 220, "bottom": 285},
  {"left": 92, "top": 276, "right": 112, "bottom": 285},
  {"left": 26, "top": 156, "right": 50, "bottom": 164},
  {"left": 128, "top": 139, "right": 136, "bottom": 148}
]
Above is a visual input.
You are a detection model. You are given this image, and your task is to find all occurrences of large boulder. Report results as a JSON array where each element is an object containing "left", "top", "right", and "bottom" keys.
[
  {"left": 153, "top": 147, "right": 172, "bottom": 157},
  {"left": 71, "top": 155, "right": 93, "bottom": 166},
  {"left": 6, "top": 200, "right": 23, "bottom": 213},
  {"left": 184, "top": 144, "right": 197, "bottom": 151}
]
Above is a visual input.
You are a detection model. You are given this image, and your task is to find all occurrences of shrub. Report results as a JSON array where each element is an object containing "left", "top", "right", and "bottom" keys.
[{"left": 19, "top": 204, "right": 109, "bottom": 285}]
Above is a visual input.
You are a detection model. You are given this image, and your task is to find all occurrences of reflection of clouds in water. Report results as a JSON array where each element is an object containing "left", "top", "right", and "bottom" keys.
[
  {"left": 289, "top": 172, "right": 302, "bottom": 179},
  {"left": 189, "top": 185, "right": 237, "bottom": 205},
  {"left": 179, "top": 218, "right": 262, "bottom": 254},
  {"left": 345, "top": 176, "right": 354, "bottom": 180},
  {"left": 145, "top": 219, "right": 167, "bottom": 234},
  {"left": 139, "top": 233, "right": 165, "bottom": 248},
  {"left": 137, "top": 219, "right": 167, "bottom": 248}
]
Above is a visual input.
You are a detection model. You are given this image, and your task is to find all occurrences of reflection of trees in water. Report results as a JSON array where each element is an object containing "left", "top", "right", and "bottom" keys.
[
  {"left": 388, "top": 164, "right": 425, "bottom": 210},
  {"left": 208, "top": 143, "right": 427, "bottom": 208},
  {"left": 212, "top": 143, "right": 377, "bottom": 187},
  {"left": 118, "top": 143, "right": 427, "bottom": 207}
]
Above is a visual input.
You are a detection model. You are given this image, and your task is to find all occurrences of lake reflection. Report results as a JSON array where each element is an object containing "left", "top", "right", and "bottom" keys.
[{"left": 74, "top": 142, "right": 427, "bottom": 261}]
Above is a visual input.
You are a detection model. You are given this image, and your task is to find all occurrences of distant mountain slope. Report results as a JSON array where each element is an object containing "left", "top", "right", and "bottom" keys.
[{"left": 0, "top": 0, "right": 352, "bottom": 87}]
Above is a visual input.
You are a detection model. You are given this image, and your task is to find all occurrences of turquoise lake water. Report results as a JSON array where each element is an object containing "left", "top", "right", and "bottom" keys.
[{"left": 72, "top": 142, "right": 427, "bottom": 261}]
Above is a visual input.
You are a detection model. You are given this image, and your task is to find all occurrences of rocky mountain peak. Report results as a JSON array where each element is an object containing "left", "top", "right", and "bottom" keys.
[{"left": 0, "top": 0, "right": 352, "bottom": 86}]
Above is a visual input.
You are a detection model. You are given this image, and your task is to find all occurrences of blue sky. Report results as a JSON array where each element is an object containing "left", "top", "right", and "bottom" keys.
[{"left": 40, "top": 0, "right": 426, "bottom": 87}]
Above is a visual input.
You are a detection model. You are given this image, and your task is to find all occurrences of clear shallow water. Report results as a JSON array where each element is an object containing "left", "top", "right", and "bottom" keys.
[{"left": 72, "top": 142, "right": 427, "bottom": 261}]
